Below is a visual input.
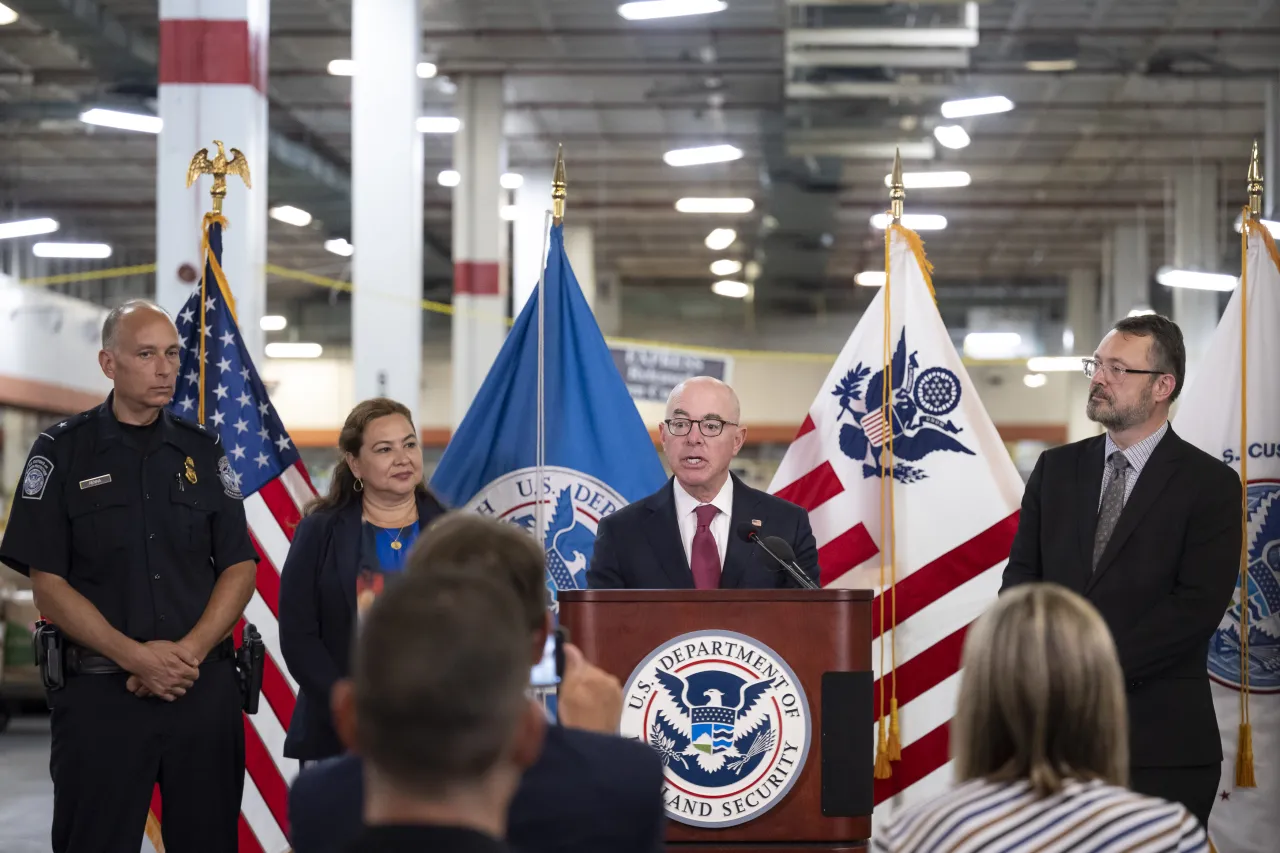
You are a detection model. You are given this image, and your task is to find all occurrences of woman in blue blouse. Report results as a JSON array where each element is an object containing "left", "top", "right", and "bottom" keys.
[{"left": 279, "top": 397, "right": 446, "bottom": 762}]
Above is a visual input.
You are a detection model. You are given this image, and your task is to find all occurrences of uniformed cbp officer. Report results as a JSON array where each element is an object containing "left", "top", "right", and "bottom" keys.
[{"left": 0, "top": 299, "right": 258, "bottom": 852}]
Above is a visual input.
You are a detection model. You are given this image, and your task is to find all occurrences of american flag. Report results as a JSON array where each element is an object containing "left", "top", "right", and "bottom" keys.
[
  {"left": 768, "top": 225, "right": 1024, "bottom": 823},
  {"left": 150, "top": 215, "right": 313, "bottom": 853}
]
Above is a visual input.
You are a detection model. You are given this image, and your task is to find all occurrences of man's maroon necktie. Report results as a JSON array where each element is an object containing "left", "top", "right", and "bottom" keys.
[{"left": 691, "top": 504, "right": 722, "bottom": 589}]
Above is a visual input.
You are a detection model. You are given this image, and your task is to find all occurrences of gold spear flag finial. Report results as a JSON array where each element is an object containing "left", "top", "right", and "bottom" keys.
[
  {"left": 186, "top": 140, "right": 251, "bottom": 214},
  {"left": 1247, "top": 139, "right": 1264, "bottom": 220},
  {"left": 552, "top": 144, "right": 567, "bottom": 226},
  {"left": 890, "top": 147, "right": 905, "bottom": 224}
]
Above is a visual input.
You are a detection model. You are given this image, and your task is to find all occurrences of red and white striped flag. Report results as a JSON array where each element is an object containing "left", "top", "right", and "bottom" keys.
[
  {"left": 148, "top": 214, "right": 313, "bottom": 852},
  {"left": 768, "top": 224, "right": 1024, "bottom": 821}
]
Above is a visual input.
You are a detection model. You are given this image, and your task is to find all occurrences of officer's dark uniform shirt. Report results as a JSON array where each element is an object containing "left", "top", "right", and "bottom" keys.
[{"left": 0, "top": 393, "right": 259, "bottom": 643}]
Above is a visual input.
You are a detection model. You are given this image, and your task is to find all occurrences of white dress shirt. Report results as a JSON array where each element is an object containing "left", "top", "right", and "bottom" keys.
[{"left": 673, "top": 476, "right": 734, "bottom": 570}]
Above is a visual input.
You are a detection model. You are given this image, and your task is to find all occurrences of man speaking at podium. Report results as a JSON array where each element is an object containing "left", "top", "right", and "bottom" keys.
[{"left": 588, "top": 377, "right": 820, "bottom": 590}]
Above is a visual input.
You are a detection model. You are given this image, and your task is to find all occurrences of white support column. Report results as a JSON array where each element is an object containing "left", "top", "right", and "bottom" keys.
[
  {"left": 1266, "top": 76, "right": 1279, "bottom": 220},
  {"left": 1171, "top": 165, "right": 1221, "bottom": 382},
  {"left": 1107, "top": 222, "right": 1150, "bottom": 325},
  {"left": 1065, "top": 267, "right": 1101, "bottom": 442},
  {"left": 156, "top": 0, "right": 270, "bottom": 365},
  {"left": 512, "top": 169, "right": 552, "bottom": 316},
  {"left": 351, "top": 0, "right": 423, "bottom": 421},
  {"left": 451, "top": 74, "right": 507, "bottom": 427},
  {"left": 563, "top": 225, "right": 596, "bottom": 307}
]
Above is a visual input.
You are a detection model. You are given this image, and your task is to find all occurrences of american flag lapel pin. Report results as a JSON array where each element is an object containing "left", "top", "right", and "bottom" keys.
[{"left": 752, "top": 519, "right": 763, "bottom": 527}]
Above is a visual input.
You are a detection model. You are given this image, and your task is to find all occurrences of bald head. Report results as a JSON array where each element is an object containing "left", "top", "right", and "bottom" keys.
[
  {"left": 665, "top": 376, "right": 742, "bottom": 424},
  {"left": 102, "top": 299, "right": 173, "bottom": 353}
]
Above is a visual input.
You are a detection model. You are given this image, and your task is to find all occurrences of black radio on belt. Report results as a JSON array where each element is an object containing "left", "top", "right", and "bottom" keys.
[
  {"left": 33, "top": 620, "right": 66, "bottom": 695},
  {"left": 236, "top": 623, "right": 265, "bottom": 714}
]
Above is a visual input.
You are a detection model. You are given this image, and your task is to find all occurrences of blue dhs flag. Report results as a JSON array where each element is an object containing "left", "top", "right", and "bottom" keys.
[
  {"left": 431, "top": 223, "right": 666, "bottom": 603},
  {"left": 165, "top": 215, "right": 304, "bottom": 499}
]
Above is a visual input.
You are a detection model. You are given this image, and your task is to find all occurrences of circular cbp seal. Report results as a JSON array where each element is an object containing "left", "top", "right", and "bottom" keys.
[
  {"left": 619, "top": 630, "right": 811, "bottom": 828},
  {"left": 22, "top": 456, "right": 54, "bottom": 500},
  {"left": 465, "top": 466, "right": 627, "bottom": 605},
  {"left": 1208, "top": 479, "right": 1280, "bottom": 693}
]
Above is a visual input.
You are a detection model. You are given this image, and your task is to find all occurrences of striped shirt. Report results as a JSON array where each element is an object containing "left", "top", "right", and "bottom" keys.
[
  {"left": 1099, "top": 420, "right": 1169, "bottom": 510},
  {"left": 872, "top": 778, "right": 1207, "bottom": 853}
]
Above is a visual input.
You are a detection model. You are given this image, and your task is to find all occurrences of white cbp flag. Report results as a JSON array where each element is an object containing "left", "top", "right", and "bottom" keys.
[
  {"left": 768, "top": 225, "right": 1024, "bottom": 820},
  {"left": 1174, "top": 216, "right": 1280, "bottom": 853}
]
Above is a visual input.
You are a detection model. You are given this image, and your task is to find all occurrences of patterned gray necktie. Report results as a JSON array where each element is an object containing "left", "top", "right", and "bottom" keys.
[{"left": 1093, "top": 451, "right": 1130, "bottom": 570}]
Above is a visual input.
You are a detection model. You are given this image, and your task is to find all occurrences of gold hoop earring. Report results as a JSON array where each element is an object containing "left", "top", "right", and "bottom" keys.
[{"left": 353, "top": 478, "right": 364, "bottom": 493}]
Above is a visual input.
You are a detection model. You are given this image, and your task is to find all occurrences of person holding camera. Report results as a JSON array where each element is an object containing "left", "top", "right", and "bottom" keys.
[
  {"left": 0, "top": 300, "right": 258, "bottom": 853},
  {"left": 288, "top": 512, "right": 666, "bottom": 853}
]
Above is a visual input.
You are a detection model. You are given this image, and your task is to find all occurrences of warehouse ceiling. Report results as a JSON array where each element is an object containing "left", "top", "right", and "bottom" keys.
[{"left": 0, "top": 0, "right": 1276, "bottom": 346}]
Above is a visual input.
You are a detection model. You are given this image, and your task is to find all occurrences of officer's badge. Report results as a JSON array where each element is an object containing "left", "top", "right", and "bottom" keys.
[
  {"left": 22, "top": 456, "right": 54, "bottom": 500},
  {"left": 218, "top": 455, "right": 243, "bottom": 500},
  {"left": 184, "top": 457, "right": 197, "bottom": 484}
]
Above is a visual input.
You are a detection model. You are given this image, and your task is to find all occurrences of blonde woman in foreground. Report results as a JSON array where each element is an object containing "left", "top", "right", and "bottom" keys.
[{"left": 872, "top": 584, "right": 1207, "bottom": 853}]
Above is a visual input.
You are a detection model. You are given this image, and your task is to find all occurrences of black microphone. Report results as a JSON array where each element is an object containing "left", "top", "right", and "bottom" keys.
[{"left": 735, "top": 524, "right": 820, "bottom": 590}]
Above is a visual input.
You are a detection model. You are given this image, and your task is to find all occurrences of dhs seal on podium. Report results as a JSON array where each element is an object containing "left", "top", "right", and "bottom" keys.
[{"left": 620, "top": 630, "right": 811, "bottom": 828}]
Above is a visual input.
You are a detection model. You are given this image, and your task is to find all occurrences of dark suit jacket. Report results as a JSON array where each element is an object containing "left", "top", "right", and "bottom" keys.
[
  {"left": 278, "top": 490, "right": 446, "bottom": 760},
  {"left": 1002, "top": 427, "right": 1242, "bottom": 769},
  {"left": 289, "top": 724, "right": 667, "bottom": 853},
  {"left": 587, "top": 474, "right": 820, "bottom": 590}
]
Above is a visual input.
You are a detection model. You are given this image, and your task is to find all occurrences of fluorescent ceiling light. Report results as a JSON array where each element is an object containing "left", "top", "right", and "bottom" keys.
[
  {"left": 618, "top": 0, "right": 726, "bottom": 21},
  {"left": 1023, "top": 373, "right": 1048, "bottom": 388},
  {"left": 269, "top": 205, "right": 313, "bottom": 227},
  {"left": 1128, "top": 306, "right": 1156, "bottom": 317},
  {"left": 963, "top": 332, "right": 1021, "bottom": 359},
  {"left": 33, "top": 242, "right": 111, "bottom": 259},
  {"left": 79, "top": 108, "right": 162, "bottom": 134},
  {"left": 1027, "top": 356, "right": 1086, "bottom": 373},
  {"left": 0, "top": 217, "right": 58, "bottom": 240},
  {"left": 0, "top": 3, "right": 18, "bottom": 26},
  {"left": 438, "top": 170, "right": 461, "bottom": 188},
  {"left": 870, "top": 213, "right": 947, "bottom": 230},
  {"left": 1156, "top": 266, "right": 1237, "bottom": 292},
  {"left": 676, "top": 197, "right": 754, "bottom": 214},
  {"left": 1025, "top": 58, "right": 1077, "bottom": 72},
  {"left": 711, "top": 280, "right": 750, "bottom": 299},
  {"left": 260, "top": 315, "right": 288, "bottom": 331},
  {"left": 883, "top": 170, "right": 971, "bottom": 189},
  {"left": 265, "top": 342, "right": 323, "bottom": 359},
  {"left": 933, "top": 125, "right": 971, "bottom": 149},
  {"left": 324, "top": 237, "right": 354, "bottom": 257},
  {"left": 941, "top": 95, "right": 1014, "bottom": 119},
  {"left": 329, "top": 59, "right": 438, "bottom": 79},
  {"left": 500, "top": 172, "right": 524, "bottom": 190},
  {"left": 705, "top": 228, "right": 736, "bottom": 250},
  {"left": 1233, "top": 213, "right": 1280, "bottom": 238},
  {"left": 500, "top": 205, "right": 519, "bottom": 222},
  {"left": 854, "top": 271, "right": 886, "bottom": 287},
  {"left": 663, "top": 144, "right": 743, "bottom": 167},
  {"left": 710, "top": 259, "right": 743, "bottom": 276},
  {"left": 417, "top": 116, "right": 461, "bottom": 134}
]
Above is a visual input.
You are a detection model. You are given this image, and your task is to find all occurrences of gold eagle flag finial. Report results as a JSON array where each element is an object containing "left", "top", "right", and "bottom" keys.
[{"left": 186, "top": 140, "right": 251, "bottom": 214}]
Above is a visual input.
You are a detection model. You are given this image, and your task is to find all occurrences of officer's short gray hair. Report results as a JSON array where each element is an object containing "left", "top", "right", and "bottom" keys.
[{"left": 102, "top": 299, "right": 170, "bottom": 351}]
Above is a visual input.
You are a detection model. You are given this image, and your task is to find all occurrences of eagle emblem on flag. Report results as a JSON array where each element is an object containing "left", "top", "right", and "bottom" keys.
[{"left": 834, "top": 328, "right": 975, "bottom": 482}]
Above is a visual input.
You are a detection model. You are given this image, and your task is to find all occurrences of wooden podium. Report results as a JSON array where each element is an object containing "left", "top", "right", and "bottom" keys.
[{"left": 559, "top": 589, "right": 874, "bottom": 853}]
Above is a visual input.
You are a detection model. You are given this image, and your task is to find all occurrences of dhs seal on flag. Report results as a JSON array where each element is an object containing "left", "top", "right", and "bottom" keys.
[
  {"left": 1208, "top": 479, "right": 1280, "bottom": 693},
  {"left": 620, "top": 630, "right": 811, "bottom": 828},
  {"left": 467, "top": 466, "right": 626, "bottom": 605}
]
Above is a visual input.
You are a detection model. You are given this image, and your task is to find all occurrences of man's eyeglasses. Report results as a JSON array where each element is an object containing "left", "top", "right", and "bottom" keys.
[
  {"left": 1081, "top": 358, "right": 1166, "bottom": 382},
  {"left": 664, "top": 417, "right": 737, "bottom": 438}
]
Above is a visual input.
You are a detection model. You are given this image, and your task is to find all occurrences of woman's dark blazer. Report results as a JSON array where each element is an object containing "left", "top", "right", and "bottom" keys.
[{"left": 279, "top": 490, "right": 447, "bottom": 760}]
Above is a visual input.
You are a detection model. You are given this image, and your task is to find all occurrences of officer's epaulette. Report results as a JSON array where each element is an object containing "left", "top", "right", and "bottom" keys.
[
  {"left": 169, "top": 411, "right": 223, "bottom": 445},
  {"left": 39, "top": 410, "right": 94, "bottom": 442}
]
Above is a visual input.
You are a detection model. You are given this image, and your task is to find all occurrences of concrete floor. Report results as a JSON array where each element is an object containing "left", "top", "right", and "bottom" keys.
[{"left": 0, "top": 713, "right": 54, "bottom": 853}]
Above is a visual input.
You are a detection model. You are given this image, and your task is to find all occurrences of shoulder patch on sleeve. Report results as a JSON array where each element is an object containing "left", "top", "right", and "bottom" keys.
[
  {"left": 21, "top": 455, "right": 54, "bottom": 500},
  {"left": 218, "top": 455, "right": 244, "bottom": 500}
]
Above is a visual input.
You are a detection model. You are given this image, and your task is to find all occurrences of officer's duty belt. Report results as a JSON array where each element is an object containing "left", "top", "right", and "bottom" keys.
[{"left": 66, "top": 638, "right": 234, "bottom": 676}]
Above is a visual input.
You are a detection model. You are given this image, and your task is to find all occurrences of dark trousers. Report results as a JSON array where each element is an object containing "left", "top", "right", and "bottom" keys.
[
  {"left": 49, "top": 659, "right": 244, "bottom": 853},
  {"left": 1130, "top": 764, "right": 1221, "bottom": 828}
]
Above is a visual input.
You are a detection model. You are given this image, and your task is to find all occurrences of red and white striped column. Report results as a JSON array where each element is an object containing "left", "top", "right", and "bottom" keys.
[
  {"left": 451, "top": 73, "right": 508, "bottom": 426},
  {"left": 155, "top": 0, "right": 270, "bottom": 366}
]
